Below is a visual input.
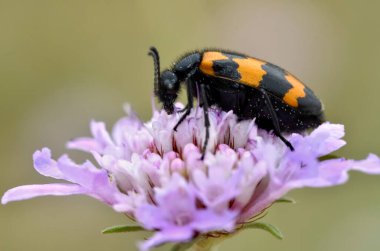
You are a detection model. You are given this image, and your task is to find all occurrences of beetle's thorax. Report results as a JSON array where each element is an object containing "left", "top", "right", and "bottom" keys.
[{"left": 171, "top": 52, "right": 202, "bottom": 81}]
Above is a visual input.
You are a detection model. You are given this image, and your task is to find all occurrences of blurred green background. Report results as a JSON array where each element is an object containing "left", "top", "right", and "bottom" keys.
[{"left": 1, "top": 0, "right": 379, "bottom": 250}]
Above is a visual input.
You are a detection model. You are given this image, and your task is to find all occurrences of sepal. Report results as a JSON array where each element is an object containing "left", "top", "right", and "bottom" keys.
[
  {"left": 241, "top": 222, "right": 283, "bottom": 240},
  {"left": 102, "top": 225, "right": 146, "bottom": 234}
]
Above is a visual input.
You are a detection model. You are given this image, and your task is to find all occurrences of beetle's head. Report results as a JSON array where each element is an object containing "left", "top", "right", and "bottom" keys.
[{"left": 148, "top": 47, "right": 179, "bottom": 114}]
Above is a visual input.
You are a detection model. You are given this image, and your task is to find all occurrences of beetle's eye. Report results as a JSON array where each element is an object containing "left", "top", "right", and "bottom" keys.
[{"left": 160, "top": 71, "right": 178, "bottom": 90}]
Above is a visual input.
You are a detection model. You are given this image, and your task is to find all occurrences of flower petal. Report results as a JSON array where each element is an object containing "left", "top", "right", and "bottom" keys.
[
  {"left": 352, "top": 154, "right": 380, "bottom": 174},
  {"left": 67, "top": 137, "right": 102, "bottom": 153},
  {"left": 1, "top": 184, "right": 84, "bottom": 204},
  {"left": 90, "top": 121, "right": 114, "bottom": 148},
  {"left": 55, "top": 155, "right": 125, "bottom": 205},
  {"left": 138, "top": 228, "right": 193, "bottom": 251},
  {"left": 33, "top": 148, "right": 64, "bottom": 179}
]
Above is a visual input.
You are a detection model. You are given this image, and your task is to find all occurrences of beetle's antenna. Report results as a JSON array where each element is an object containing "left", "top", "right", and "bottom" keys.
[{"left": 148, "top": 46, "right": 160, "bottom": 95}]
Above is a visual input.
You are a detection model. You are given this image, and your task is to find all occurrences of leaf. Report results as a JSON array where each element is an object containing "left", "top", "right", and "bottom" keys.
[
  {"left": 274, "top": 197, "right": 296, "bottom": 204},
  {"left": 242, "top": 222, "right": 283, "bottom": 240},
  {"left": 102, "top": 225, "right": 146, "bottom": 234}
]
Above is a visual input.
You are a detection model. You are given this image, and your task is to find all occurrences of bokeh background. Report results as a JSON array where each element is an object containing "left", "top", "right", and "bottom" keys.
[{"left": 1, "top": 1, "right": 379, "bottom": 250}]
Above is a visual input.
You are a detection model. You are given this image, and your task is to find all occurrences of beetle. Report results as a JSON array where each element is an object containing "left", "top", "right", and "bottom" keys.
[{"left": 148, "top": 47, "right": 324, "bottom": 158}]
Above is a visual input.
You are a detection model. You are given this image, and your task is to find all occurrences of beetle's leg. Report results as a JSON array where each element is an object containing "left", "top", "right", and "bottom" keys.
[
  {"left": 199, "top": 83, "right": 210, "bottom": 159},
  {"left": 173, "top": 80, "right": 194, "bottom": 131},
  {"left": 259, "top": 88, "right": 295, "bottom": 151}
]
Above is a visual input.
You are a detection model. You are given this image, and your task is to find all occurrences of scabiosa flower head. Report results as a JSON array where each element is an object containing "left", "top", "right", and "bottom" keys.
[{"left": 3, "top": 103, "right": 380, "bottom": 251}]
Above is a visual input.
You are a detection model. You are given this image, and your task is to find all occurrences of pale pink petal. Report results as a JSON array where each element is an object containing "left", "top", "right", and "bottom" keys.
[
  {"left": 2, "top": 184, "right": 84, "bottom": 204},
  {"left": 138, "top": 229, "right": 193, "bottom": 251},
  {"left": 352, "top": 154, "right": 380, "bottom": 174},
  {"left": 67, "top": 137, "right": 102, "bottom": 153},
  {"left": 33, "top": 148, "right": 63, "bottom": 179},
  {"left": 90, "top": 121, "right": 115, "bottom": 149}
]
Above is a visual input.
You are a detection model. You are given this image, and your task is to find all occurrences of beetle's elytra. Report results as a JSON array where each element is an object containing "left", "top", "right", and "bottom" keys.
[{"left": 148, "top": 47, "right": 324, "bottom": 158}]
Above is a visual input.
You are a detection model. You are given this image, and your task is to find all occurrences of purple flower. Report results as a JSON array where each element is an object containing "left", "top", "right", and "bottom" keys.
[
  {"left": 136, "top": 172, "right": 237, "bottom": 251},
  {"left": 2, "top": 103, "right": 380, "bottom": 250}
]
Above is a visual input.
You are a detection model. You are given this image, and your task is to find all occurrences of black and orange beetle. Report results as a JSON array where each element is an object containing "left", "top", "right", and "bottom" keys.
[{"left": 148, "top": 47, "right": 324, "bottom": 158}]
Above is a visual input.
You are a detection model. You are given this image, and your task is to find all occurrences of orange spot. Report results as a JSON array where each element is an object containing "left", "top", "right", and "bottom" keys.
[
  {"left": 233, "top": 58, "right": 266, "bottom": 88},
  {"left": 283, "top": 74, "right": 306, "bottom": 107},
  {"left": 199, "top": 52, "right": 229, "bottom": 76}
]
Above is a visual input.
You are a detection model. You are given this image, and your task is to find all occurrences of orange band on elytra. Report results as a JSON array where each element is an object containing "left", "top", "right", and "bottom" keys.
[
  {"left": 283, "top": 75, "right": 306, "bottom": 107},
  {"left": 233, "top": 58, "right": 266, "bottom": 88},
  {"left": 199, "top": 52, "right": 229, "bottom": 76}
]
